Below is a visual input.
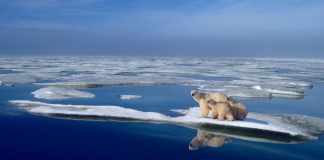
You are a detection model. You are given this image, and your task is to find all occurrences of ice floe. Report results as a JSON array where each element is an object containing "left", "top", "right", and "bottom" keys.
[
  {"left": 32, "top": 87, "right": 95, "bottom": 100},
  {"left": 10, "top": 100, "right": 169, "bottom": 121},
  {"left": 1, "top": 57, "right": 324, "bottom": 99},
  {"left": 0, "top": 73, "right": 37, "bottom": 85},
  {"left": 199, "top": 85, "right": 271, "bottom": 98},
  {"left": 10, "top": 100, "right": 324, "bottom": 143},
  {"left": 172, "top": 107, "right": 324, "bottom": 136},
  {"left": 119, "top": 95, "right": 143, "bottom": 100},
  {"left": 251, "top": 85, "right": 304, "bottom": 98}
]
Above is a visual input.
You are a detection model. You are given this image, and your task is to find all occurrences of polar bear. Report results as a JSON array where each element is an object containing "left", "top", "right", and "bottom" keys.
[
  {"left": 227, "top": 97, "right": 248, "bottom": 120},
  {"left": 191, "top": 90, "right": 229, "bottom": 118},
  {"left": 189, "top": 130, "right": 231, "bottom": 150},
  {"left": 207, "top": 99, "right": 234, "bottom": 121}
]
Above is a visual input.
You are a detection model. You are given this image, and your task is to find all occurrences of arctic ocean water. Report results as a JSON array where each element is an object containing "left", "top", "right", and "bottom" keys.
[
  {"left": 1, "top": 84, "right": 324, "bottom": 160},
  {"left": 1, "top": 57, "right": 324, "bottom": 160}
]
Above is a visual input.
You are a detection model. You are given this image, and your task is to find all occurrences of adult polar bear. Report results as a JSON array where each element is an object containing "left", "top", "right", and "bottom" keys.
[{"left": 191, "top": 90, "right": 247, "bottom": 120}]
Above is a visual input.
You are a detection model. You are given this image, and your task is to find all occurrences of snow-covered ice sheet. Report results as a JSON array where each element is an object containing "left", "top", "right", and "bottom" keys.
[
  {"left": 119, "top": 95, "right": 143, "bottom": 100},
  {"left": 10, "top": 100, "right": 324, "bottom": 143},
  {"left": 1, "top": 57, "right": 324, "bottom": 99},
  {"left": 32, "top": 87, "right": 95, "bottom": 100},
  {"left": 10, "top": 100, "right": 169, "bottom": 121}
]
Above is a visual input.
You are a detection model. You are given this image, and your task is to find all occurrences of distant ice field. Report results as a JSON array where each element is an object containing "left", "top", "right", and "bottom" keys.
[{"left": 1, "top": 57, "right": 322, "bottom": 99}]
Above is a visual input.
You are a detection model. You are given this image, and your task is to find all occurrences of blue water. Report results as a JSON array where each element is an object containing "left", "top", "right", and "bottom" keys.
[
  {"left": 0, "top": 69, "right": 21, "bottom": 74},
  {"left": 1, "top": 84, "right": 324, "bottom": 160}
]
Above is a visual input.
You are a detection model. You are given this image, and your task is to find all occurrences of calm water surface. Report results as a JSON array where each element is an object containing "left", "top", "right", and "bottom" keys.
[{"left": 0, "top": 84, "right": 324, "bottom": 160}]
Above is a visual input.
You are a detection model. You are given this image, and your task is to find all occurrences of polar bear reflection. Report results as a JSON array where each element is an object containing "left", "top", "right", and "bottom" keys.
[{"left": 189, "top": 130, "right": 231, "bottom": 150}]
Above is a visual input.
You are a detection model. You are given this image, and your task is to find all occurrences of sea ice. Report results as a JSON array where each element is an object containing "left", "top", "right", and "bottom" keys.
[
  {"left": 119, "top": 95, "right": 143, "bottom": 100},
  {"left": 199, "top": 85, "right": 271, "bottom": 98},
  {"left": 0, "top": 73, "right": 37, "bottom": 85},
  {"left": 32, "top": 87, "right": 95, "bottom": 100},
  {"left": 10, "top": 100, "right": 324, "bottom": 143},
  {"left": 0, "top": 57, "right": 323, "bottom": 99},
  {"left": 10, "top": 100, "right": 169, "bottom": 121},
  {"left": 251, "top": 85, "right": 304, "bottom": 98}
]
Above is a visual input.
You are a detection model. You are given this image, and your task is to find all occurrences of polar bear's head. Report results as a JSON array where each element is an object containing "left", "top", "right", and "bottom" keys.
[{"left": 191, "top": 90, "right": 205, "bottom": 102}]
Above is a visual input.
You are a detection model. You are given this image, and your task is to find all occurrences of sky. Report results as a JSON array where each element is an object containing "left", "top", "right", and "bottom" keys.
[{"left": 0, "top": 0, "right": 323, "bottom": 57}]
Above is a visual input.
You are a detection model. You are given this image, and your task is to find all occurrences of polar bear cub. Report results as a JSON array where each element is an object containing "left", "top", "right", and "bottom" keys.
[
  {"left": 207, "top": 99, "right": 234, "bottom": 121},
  {"left": 191, "top": 90, "right": 229, "bottom": 118}
]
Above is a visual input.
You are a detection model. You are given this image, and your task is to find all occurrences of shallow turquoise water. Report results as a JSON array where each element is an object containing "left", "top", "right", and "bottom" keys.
[{"left": 1, "top": 84, "right": 324, "bottom": 159}]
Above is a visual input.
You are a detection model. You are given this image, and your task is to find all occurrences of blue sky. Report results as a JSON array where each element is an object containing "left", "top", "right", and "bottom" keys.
[{"left": 0, "top": 0, "right": 323, "bottom": 57}]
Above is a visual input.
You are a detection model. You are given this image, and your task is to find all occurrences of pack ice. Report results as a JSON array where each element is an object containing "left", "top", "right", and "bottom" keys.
[
  {"left": 119, "top": 95, "right": 143, "bottom": 100},
  {"left": 32, "top": 87, "right": 95, "bottom": 100},
  {"left": 1, "top": 57, "right": 323, "bottom": 99},
  {"left": 10, "top": 100, "right": 324, "bottom": 144}
]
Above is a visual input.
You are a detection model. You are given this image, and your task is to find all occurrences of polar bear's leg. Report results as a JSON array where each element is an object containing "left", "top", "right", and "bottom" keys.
[
  {"left": 199, "top": 101, "right": 210, "bottom": 118},
  {"left": 218, "top": 113, "right": 225, "bottom": 120},
  {"left": 211, "top": 107, "right": 218, "bottom": 119},
  {"left": 217, "top": 106, "right": 225, "bottom": 120},
  {"left": 237, "top": 110, "right": 247, "bottom": 120},
  {"left": 217, "top": 103, "right": 229, "bottom": 121},
  {"left": 226, "top": 113, "right": 234, "bottom": 121},
  {"left": 224, "top": 105, "right": 234, "bottom": 121}
]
